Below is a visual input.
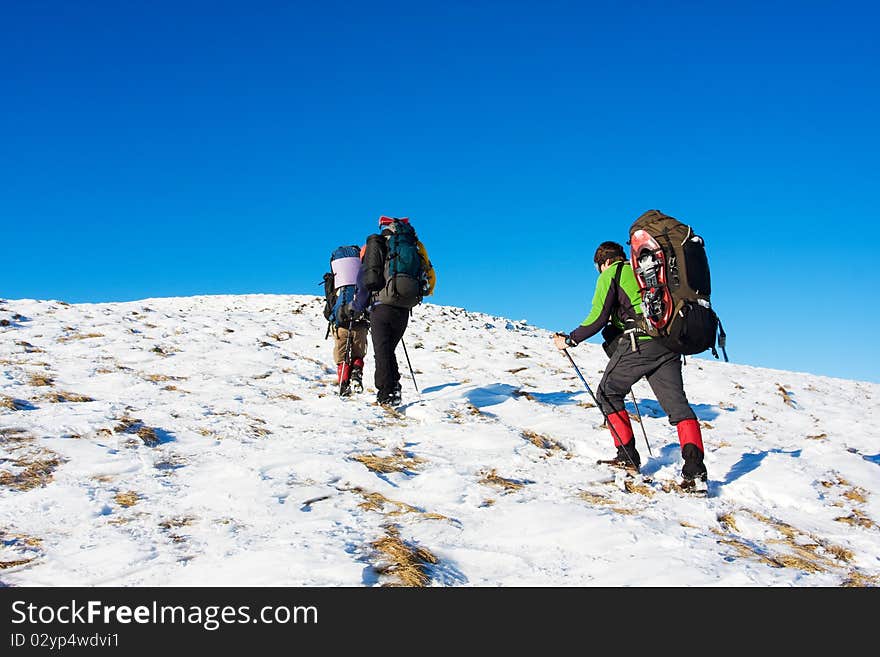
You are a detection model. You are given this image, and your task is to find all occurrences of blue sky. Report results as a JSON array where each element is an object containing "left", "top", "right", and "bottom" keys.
[{"left": 3, "top": 1, "right": 878, "bottom": 382}]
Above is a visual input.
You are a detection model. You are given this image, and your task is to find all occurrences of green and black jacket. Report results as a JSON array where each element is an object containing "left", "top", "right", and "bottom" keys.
[{"left": 568, "top": 261, "right": 647, "bottom": 345}]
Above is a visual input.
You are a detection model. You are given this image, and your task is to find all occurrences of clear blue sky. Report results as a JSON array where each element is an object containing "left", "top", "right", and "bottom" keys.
[{"left": 3, "top": 1, "right": 878, "bottom": 382}]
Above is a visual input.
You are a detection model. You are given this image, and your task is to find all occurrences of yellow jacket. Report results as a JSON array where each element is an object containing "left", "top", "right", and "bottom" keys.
[{"left": 417, "top": 240, "right": 436, "bottom": 296}]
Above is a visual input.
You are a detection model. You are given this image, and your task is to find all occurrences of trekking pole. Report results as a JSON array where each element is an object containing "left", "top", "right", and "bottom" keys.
[
  {"left": 340, "top": 318, "right": 354, "bottom": 397},
  {"left": 401, "top": 338, "right": 420, "bottom": 398},
  {"left": 630, "top": 390, "right": 652, "bottom": 456},
  {"left": 560, "top": 347, "right": 640, "bottom": 473}
]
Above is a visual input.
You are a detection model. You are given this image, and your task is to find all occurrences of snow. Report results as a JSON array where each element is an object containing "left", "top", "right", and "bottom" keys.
[{"left": 1, "top": 294, "right": 878, "bottom": 587}]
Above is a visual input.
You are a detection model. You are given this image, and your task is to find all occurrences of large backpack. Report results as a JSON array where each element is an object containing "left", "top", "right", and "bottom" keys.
[
  {"left": 322, "top": 245, "right": 361, "bottom": 328},
  {"left": 363, "top": 218, "right": 425, "bottom": 309},
  {"left": 628, "top": 210, "right": 727, "bottom": 360}
]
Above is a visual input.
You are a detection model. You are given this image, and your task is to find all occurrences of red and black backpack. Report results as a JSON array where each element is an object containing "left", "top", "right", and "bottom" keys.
[{"left": 628, "top": 210, "right": 727, "bottom": 360}]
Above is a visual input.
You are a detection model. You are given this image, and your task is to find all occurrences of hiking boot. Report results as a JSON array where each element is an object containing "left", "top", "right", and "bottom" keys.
[
  {"left": 681, "top": 443, "right": 707, "bottom": 482},
  {"left": 350, "top": 365, "right": 364, "bottom": 393},
  {"left": 680, "top": 468, "right": 708, "bottom": 495},
  {"left": 598, "top": 443, "right": 641, "bottom": 472},
  {"left": 339, "top": 380, "right": 352, "bottom": 397},
  {"left": 681, "top": 462, "right": 707, "bottom": 482},
  {"left": 377, "top": 384, "right": 402, "bottom": 407}
]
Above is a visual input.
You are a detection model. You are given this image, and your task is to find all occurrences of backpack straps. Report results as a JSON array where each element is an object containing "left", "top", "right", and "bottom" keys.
[
  {"left": 612, "top": 260, "right": 624, "bottom": 286},
  {"left": 609, "top": 261, "right": 641, "bottom": 353}
]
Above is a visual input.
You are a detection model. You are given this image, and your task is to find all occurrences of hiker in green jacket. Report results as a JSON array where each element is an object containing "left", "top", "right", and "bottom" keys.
[{"left": 552, "top": 241, "right": 708, "bottom": 489}]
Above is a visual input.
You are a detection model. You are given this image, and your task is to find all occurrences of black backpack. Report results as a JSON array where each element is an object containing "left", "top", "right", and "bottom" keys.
[
  {"left": 628, "top": 210, "right": 727, "bottom": 360},
  {"left": 362, "top": 219, "right": 425, "bottom": 309},
  {"left": 322, "top": 245, "right": 361, "bottom": 328}
]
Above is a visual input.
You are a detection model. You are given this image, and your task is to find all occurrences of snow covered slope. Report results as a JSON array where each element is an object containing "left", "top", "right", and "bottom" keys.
[{"left": 1, "top": 294, "right": 878, "bottom": 586}]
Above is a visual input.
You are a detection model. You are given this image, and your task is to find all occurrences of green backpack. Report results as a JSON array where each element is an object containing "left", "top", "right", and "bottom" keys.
[{"left": 367, "top": 219, "right": 424, "bottom": 309}]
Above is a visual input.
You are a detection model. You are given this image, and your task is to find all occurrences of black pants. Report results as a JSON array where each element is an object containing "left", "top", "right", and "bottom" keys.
[
  {"left": 370, "top": 304, "right": 410, "bottom": 398},
  {"left": 598, "top": 338, "right": 696, "bottom": 425}
]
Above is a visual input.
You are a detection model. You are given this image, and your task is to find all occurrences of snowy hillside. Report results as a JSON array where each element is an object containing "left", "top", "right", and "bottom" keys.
[{"left": 1, "top": 294, "right": 878, "bottom": 586}]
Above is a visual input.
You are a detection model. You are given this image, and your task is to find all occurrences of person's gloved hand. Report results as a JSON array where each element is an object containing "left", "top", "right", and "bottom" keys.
[{"left": 553, "top": 332, "right": 574, "bottom": 350}]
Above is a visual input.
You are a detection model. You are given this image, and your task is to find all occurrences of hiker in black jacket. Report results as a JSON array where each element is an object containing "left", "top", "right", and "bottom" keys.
[
  {"left": 553, "top": 241, "right": 708, "bottom": 490},
  {"left": 352, "top": 216, "right": 435, "bottom": 407}
]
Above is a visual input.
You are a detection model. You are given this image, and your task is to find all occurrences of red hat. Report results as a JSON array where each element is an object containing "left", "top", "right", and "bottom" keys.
[{"left": 379, "top": 216, "right": 410, "bottom": 226}]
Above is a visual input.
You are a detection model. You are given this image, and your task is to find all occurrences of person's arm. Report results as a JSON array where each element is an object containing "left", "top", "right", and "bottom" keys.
[{"left": 567, "top": 267, "right": 618, "bottom": 345}]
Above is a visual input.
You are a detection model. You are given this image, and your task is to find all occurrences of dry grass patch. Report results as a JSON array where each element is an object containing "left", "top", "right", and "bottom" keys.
[
  {"left": 150, "top": 345, "right": 180, "bottom": 356},
  {"left": 842, "top": 572, "right": 880, "bottom": 587},
  {"left": 0, "top": 396, "right": 31, "bottom": 411},
  {"left": 57, "top": 332, "right": 104, "bottom": 343},
  {"left": 578, "top": 489, "right": 637, "bottom": 514},
  {"left": 507, "top": 367, "right": 528, "bottom": 374},
  {"left": 843, "top": 487, "right": 869, "bottom": 504},
  {"left": 347, "top": 487, "right": 452, "bottom": 523},
  {"left": 0, "top": 428, "right": 34, "bottom": 448},
  {"left": 352, "top": 448, "right": 425, "bottom": 474},
  {"left": 0, "top": 557, "right": 35, "bottom": 570},
  {"left": 136, "top": 426, "right": 160, "bottom": 446},
  {"left": 522, "top": 429, "right": 566, "bottom": 453},
  {"left": 0, "top": 532, "right": 43, "bottom": 570},
  {"left": 249, "top": 424, "right": 272, "bottom": 438},
  {"left": 713, "top": 532, "right": 782, "bottom": 568},
  {"left": 834, "top": 510, "right": 876, "bottom": 529},
  {"left": 447, "top": 404, "right": 483, "bottom": 423},
  {"left": 42, "top": 391, "right": 94, "bottom": 403},
  {"left": 717, "top": 512, "right": 739, "bottom": 532},
  {"left": 159, "top": 516, "right": 196, "bottom": 531},
  {"left": 274, "top": 393, "right": 302, "bottom": 401},
  {"left": 113, "top": 417, "right": 161, "bottom": 447},
  {"left": 478, "top": 468, "right": 527, "bottom": 493},
  {"left": 114, "top": 491, "right": 140, "bottom": 507},
  {"left": 370, "top": 525, "right": 438, "bottom": 587},
  {"left": 0, "top": 449, "right": 64, "bottom": 491},
  {"left": 15, "top": 341, "right": 44, "bottom": 353},
  {"left": 3, "top": 533, "right": 42, "bottom": 548},
  {"left": 777, "top": 384, "right": 796, "bottom": 407},
  {"left": 807, "top": 433, "right": 828, "bottom": 440},
  {"left": 826, "top": 544, "right": 856, "bottom": 562},
  {"left": 714, "top": 509, "right": 859, "bottom": 577},
  {"left": 820, "top": 474, "right": 875, "bottom": 527},
  {"left": 578, "top": 490, "right": 615, "bottom": 507},
  {"left": 623, "top": 478, "right": 655, "bottom": 497},
  {"left": 27, "top": 373, "right": 55, "bottom": 387},
  {"left": 142, "top": 373, "right": 186, "bottom": 383}
]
